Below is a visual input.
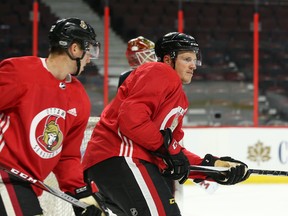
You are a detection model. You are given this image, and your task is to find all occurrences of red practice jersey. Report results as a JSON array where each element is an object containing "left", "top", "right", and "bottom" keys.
[
  {"left": 83, "top": 62, "right": 206, "bottom": 179},
  {"left": 0, "top": 56, "right": 91, "bottom": 195}
]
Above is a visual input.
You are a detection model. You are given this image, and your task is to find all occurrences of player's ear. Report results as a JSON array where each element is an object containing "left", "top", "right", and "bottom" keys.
[
  {"left": 68, "top": 42, "right": 81, "bottom": 58},
  {"left": 163, "top": 55, "right": 171, "bottom": 64},
  {"left": 70, "top": 43, "right": 79, "bottom": 53}
]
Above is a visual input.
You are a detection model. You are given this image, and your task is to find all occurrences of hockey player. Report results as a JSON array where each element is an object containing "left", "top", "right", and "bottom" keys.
[
  {"left": 118, "top": 36, "right": 157, "bottom": 88},
  {"left": 0, "top": 18, "right": 107, "bottom": 216},
  {"left": 118, "top": 36, "right": 180, "bottom": 201},
  {"left": 82, "top": 32, "right": 250, "bottom": 215}
]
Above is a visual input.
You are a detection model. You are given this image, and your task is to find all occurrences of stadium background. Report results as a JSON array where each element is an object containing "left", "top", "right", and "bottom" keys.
[
  {"left": 2, "top": 2, "right": 288, "bottom": 214},
  {"left": 2, "top": 0, "right": 288, "bottom": 126},
  {"left": 1, "top": 0, "right": 288, "bottom": 127}
]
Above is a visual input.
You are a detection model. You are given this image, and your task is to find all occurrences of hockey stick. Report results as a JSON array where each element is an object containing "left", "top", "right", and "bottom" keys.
[
  {"left": 0, "top": 165, "right": 88, "bottom": 209},
  {"left": 190, "top": 165, "right": 288, "bottom": 177},
  {"left": 249, "top": 169, "right": 288, "bottom": 176},
  {"left": 190, "top": 165, "right": 229, "bottom": 173}
]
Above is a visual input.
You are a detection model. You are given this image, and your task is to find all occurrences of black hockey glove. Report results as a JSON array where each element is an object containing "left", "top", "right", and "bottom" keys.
[
  {"left": 71, "top": 184, "right": 109, "bottom": 216},
  {"left": 160, "top": 128, "right": 190, "bottom": 184},
  {"left": 201, "top": 154, "right": 250, "bottom": 185}
]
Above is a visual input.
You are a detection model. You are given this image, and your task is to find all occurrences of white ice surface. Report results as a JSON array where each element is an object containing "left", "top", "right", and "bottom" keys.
[{"left": 183, "top": 184, "right": 288, "bottom": 216}]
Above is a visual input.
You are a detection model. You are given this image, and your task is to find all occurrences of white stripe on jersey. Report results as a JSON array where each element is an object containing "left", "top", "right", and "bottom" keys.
[
  {"left": 123, "top": 136, "right": 129, "bottom": 156},
  {"left": 0, "top": 113, "right": 9, "bottom": 132},
  {"left": 128, "top": 139, "right": 133, "bottom": 157},
  {"left": 118, "top": 129, "right": 125, "bottom": 156},
  {"left": 0, "top": 113, "right": 10, "bottom": 152},
  {"left": 118, "top": 129, "right": 134, "bottom": 157}
]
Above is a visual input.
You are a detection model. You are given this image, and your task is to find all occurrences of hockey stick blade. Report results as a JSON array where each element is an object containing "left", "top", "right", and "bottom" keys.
[
  {"left": 0, "top": 165, "right": 88, "bottom": 209},
  {"left": 190, "top": 165, "right": 288, "bottom": 177}
]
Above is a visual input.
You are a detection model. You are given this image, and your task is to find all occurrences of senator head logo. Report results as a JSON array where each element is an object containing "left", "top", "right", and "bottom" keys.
[
  {"left": 37, "top": 115, "right": 63, "bottom": 151},
  {"left": 30, "top": 108, "right": 66, "bottom": 159}
]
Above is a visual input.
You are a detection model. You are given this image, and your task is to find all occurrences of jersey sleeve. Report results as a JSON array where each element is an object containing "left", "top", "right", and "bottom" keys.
[{"left": 0, "top": 59, "right": 22, "bottom": 110}]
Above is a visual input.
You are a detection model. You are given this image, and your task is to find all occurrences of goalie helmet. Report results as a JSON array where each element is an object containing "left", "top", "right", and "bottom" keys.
[
  {"left": 155, "top": 32, "right": 202, "bottom": 66},
  {"left": 126, "top": 36, "right": 157, "bottom": 68},
  {"left": 48, "top": 17, "right": 100, "bottom": 59}
]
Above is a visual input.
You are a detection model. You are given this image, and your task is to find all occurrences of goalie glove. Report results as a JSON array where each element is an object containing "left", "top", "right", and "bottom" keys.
[
  {"left": 160, "top": 128, "right": 190, "bottom": 184},
  {"left": 72, "top": 183, "right": 109, "bottom": 216},
  {"left": 201, "top": 154, "right": 250, "bottom": 185}
]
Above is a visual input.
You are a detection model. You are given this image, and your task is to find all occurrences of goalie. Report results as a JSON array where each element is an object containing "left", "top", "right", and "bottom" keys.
[
  {"left": 117, "top": 35, "right": 157, "bottom": 88},
  {"left": 82, "top": 32, "right": 250, "bottom": 215}
]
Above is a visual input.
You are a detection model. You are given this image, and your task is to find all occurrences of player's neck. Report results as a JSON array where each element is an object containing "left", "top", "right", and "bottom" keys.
[{"left": 46, "top": 54, "right": 75, "bottom": 80}]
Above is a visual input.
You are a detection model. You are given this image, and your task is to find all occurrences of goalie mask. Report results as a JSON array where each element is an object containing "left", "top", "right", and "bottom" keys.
[
  {"left": 126, "top": 36, "right": 157, "bottom": 68},
  {"left": 155, "top": 32, "right": 202, "bottom": 66}
]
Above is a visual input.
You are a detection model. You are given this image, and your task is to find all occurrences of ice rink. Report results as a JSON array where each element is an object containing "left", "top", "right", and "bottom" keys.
[{"left": 182, "top": 183, "right": 288, "bottom": 216}]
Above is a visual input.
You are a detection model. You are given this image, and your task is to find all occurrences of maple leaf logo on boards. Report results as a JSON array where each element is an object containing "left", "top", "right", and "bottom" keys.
[{"left": 247, "top": 141, "right": 271, "bottom": 166}]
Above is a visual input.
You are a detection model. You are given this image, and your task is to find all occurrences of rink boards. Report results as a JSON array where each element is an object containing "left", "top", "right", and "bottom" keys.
[{"left": 182, "top": 127, "right": 288, "bottom": 183}]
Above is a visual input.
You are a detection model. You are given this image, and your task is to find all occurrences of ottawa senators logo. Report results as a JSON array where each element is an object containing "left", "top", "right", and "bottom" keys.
[
  {"left": 30, "top": 108, "right": 66, "bottom": 159},
  {"left": 37, "top": 115, "right": 63, "bottom": 151}
]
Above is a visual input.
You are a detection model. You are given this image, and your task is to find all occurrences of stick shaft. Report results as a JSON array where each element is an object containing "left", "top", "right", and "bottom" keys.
[
  {"left": 0, "top": 165, "right": 88, "bottom": 209},
  {"left": 190, "top": 165, "right": 288, "bottom": 177},
  {"left": 249, "top": 169, "right": 288, "bottom": 176},
  {"left": 190, "top": 165, "right": 229, "bottom": 172}
]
